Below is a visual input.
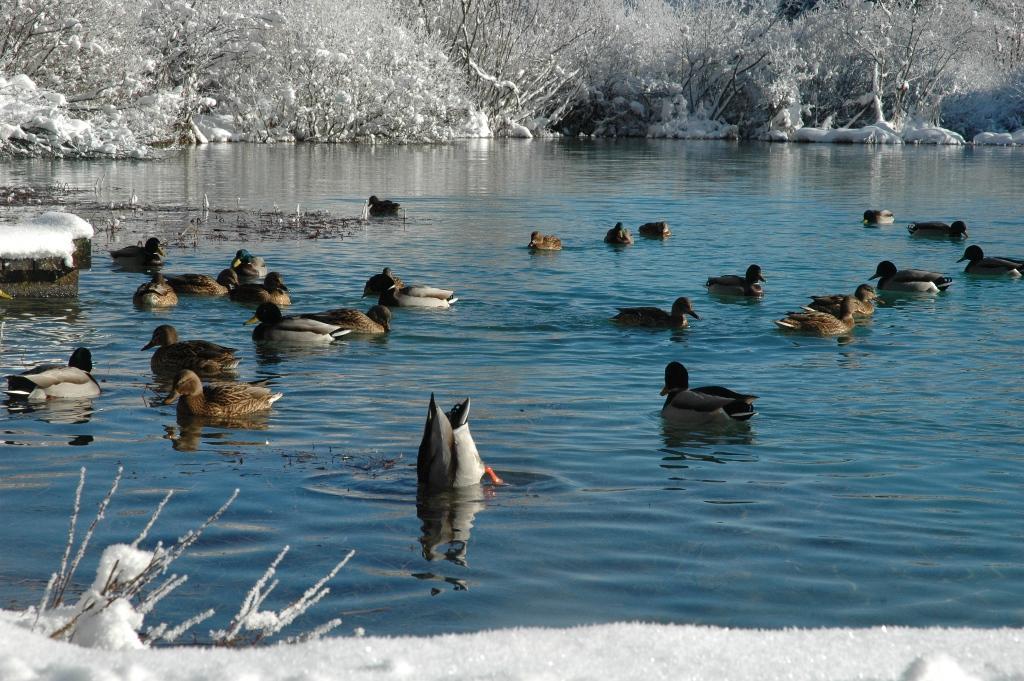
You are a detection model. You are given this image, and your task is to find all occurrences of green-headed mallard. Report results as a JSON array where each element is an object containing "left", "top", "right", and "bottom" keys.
[
  {"left": 162, "top": 369, "right": 282, "bottom": 417},
  {"left": 805, "top": 284, "right": 878, "bottom": 317},
  {"left": 367, "top": 195, "right": 401, "bottom": 217},
  {"left": 660, "top": 361, "right": 757, "bottom": 425},
  {"left": 870, "top": 261, "right": 952, "bottom": 292},
  {"left": 907, "top": 220, "right": 968, "bottom": 239},
  {"left": 957, "top": 245, "right": 1023, "bottom": 276},
  {"left": 863, "top": 210, "right": 895, "bottom": 225},
  {"left": 228, "top": 271, "right": 291, "bottom": 306},
  {"left": 6, "top": 347, "right": 100, "bottom": 400},
  {"left": 142, "top": 325, "right": 240, "bottom": 376},
  {"left": 528, "top": 231, "right": 562, "bottom": 250},
  {"left": 706, "top": 264, "right": 765, "bottom": 297},
  {"left": 231, "top": 249, "right": 268, "bottom": 281},
  {"left": 418, "top": 393, "right": 503, "bottom": 491},
  {"left": 604, "top": 222, "right": 633, "bottom": 245},
  {"left": 165, "top": 270, "right": 234, "bottom": 296},
  {"left": 304, "top": 305, "right": 392, "bottom": 334},
  {"left": 638, "top": 221, "right": 672, "bottom": 238},
  {"left": 775, "top": 296, "right": 856, "bottom": 335},
  {"left": 244, "top": 302, "right": 352, "bottom": 343},
  {"left": 111, "top": 237, "right": 164, "bottom": 267},
  {"left": 613, "top": 297, "right": 700, "bottom": 328},
  {"left": 133, "top": 273, "right": 179, "bottom": 308}
]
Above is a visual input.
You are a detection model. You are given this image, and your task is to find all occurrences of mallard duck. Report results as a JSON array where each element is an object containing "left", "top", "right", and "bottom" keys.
[
  {"left": 228, "top": 271, "right": 291, "bottom": 306},
  {"left": 613, "top": 297, "right": 700, "bottom": 328},
  {"left": 805, "top": 284, "right": 878, "bottom": 317},
  {"left": 706, "top": 264, "right": 765, "bottom": 296},
  {"left": 362, "top": 267, "right": 406, "bottom": 297},
  {"left": 141, "top": 325, "right": 240, "bottom": 376},
  {"left": 162, "top": 369, "right": 282, "bottom": 417},
  {"left": 133, "top": 273, "right": 179, "bottom": 308},
  {"left": 528, "top": 231, "right": 562, "bottom": 250},
  {"left": 111, "top": 237, "right": 164, "bottom": 267},
  {"left": 418, "top": 393, "right": 503, "bottom": 491},
  {"left": 638, "top": 221, "right": 672, "bottom": 238},
  {"left": 379, "top": 284, "right": 457, "bottom": 309},
  {"left": 367, "top": 195, "right": 401, "bottom": 217},
  {"left": 165, "top": 270, "right": 234, "bottom": 296},
  {"left": 304, "top": 305, "right": 392, "bottom": 334},
  {"left": 957, "top": 244, "right": 1023, "bottom": 277},
  {"left": 907, "top": 220, "right": 968, "bottom": 239},
  {"left": 361, "top": 267, "right": 455, "bottom": 303},
  {"left": 775, "top": 296, "right": 856, "bottom": 335},
  {"left": 870, "top": 261, "right": 952, "bottom": 292},
  {"left": 604, "top": 222, "right": 633, "bottom": 245},
  {"left": 244, "top": 302, "right": 352, "bottom": 343},
  {"left": 660, "top": 361, "right": 757, "bottom": 424},
  {"left": 863, "top": 210, "right": 895, "bottom": 225},
  {"left": 231, "top": 249, "right": 268, "bottom": 281},
  {"left": 6, "top": 347, "right": 100, "bottom": 400}
]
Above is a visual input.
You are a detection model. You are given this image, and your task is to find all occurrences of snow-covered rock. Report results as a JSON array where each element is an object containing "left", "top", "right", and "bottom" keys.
[{"left": 0, "top": 212, "right": 94, "bottom": 266}]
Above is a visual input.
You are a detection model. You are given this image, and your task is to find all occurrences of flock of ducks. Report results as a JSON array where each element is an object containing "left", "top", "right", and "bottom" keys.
[{"left": 4, "top": 201, "right": 1022, "bottom": 490}]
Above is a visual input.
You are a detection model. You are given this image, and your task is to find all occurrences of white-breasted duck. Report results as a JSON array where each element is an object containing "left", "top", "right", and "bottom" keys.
[
  {"left": 863, "top": 210, "right": 895, "bottom": 225},
  {"left": 907, "top": 220, "right": 968, "bottom": 239},
  {"left": 418, "top": 393, "right": 503, "bottom": 491},
  {"left": 706, "top": 264, "right": 765, "bottom": 297},
  {"left": 957, "top": 245, "right": 1023, "bottom": 277},
  {"left": 6, "top": 348, "right": 100, "bottom": 400},
  {"left": 869, "top": 261, "right": 952, "bottom": 292},
  {"left": 244, "top": 303, "right": 351, "bottom": 343},
  {"left": 660, "top": 361, "right": 757, "bottom": 424}
]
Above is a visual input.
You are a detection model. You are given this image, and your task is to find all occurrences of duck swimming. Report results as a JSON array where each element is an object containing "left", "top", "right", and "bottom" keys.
[
  {"left": 613, "top": 297, "right": 700, "bottom": 328},
  {"left": 529, "top": 231, "right": 562, "bottom": 250},
  {"left": 361, "top": 267, "right": 455, "bottom": 303},
  {"left": 869, "top": 261, "right": 952, "bottom": 292},
  {"left": 6, "top": 348, "right": 100, "bottom": 400},
  {"left": 775, "top": 296, "right": 856, "bottom": 335},
  {"left": 863, "top": 210, "right": 895, "bottom": 225},
  {"left": 304, "top": 305, "right": 392, "bottom": 334},
  {"left": 804, "top": 284, "right": 878, "bottom": 317},
  {"left": 111, "top": 237, "right": 164, "bottom": 268},
  {"left": 957, "top": 244, "right": 1023, "bottom": 277},
  {"left": 367, "top": 195, "right": 401, "bottom": 217},
  {"left": 706, "top": 264, "right": 765, "bottom": 297},
  {"left": 660, "top": 361, "right": 757, "bottom": 424},
  {"left": 604, "top": 222, "right": 633, "bottom": 245},
  {"left": 141, "top": 325, "right": 240, "bottom": 376},
  {"left": 231, "top": 249, "right": 268, "bottom": 281},
  {"left": 418, "top": 393, "right": 503, "bottom": 491},
  {"left": 907, "top": 220, "right": 968, "bottom": 239},
  {"left": 133, "top": 273, "right": 179, "bottom": 308},
  {"left": 244, "top": 303, "right": 352, "bottom": 343},
  {"left": 165, "top": 270, "right": 234, "bottom": 296},
  {"left": 227, "top": 271, "right": 291, "bottom": 306},
  {"left": 162, "top": 369, "right": 282, "bottom": 418},
  {"left": 638, "top": 221, "right": 672, "bottom": 238}
]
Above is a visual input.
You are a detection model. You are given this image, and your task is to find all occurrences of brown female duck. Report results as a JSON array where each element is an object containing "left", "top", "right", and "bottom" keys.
[{"left": 163, "top": 369, "right": 282, "bottom": 417}]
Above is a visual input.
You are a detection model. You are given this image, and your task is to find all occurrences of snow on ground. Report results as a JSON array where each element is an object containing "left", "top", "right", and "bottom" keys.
[
  {"left": 974, "top": 130, "right": 1024, "bottom": 145},
  {"left": 0, "top": 212, "right": 94, "bottom": 266},
  {"left": 1, "top": 613, "right": 1022, "bottom": 681}
]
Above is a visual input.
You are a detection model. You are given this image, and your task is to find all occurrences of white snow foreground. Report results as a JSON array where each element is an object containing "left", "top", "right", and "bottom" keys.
[
  {"left": 0, "top": 616, "right": 1022, "bottom": 681},
  {"left": 0, "top": 212, "right": 94, "bottom": 266}
]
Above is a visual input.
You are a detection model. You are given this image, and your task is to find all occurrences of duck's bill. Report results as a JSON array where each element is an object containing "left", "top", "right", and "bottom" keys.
[
  {"left": 689, "top": 311, "right": 701, "bottom": 320},
  {"left": 243, "top": 315, "right": 259, "bottom": 325},
  {"left": 659, "top": 385, "right": 669, "bottom": 396},
  {"left": 141, "top": 341, "right": 156, "bottom": 350},
  {"left": 162, "top": 392, "right": 179, "bottom": 405},
  {"left": 0, "top": 289, "right": 12, "bottom": 300}
]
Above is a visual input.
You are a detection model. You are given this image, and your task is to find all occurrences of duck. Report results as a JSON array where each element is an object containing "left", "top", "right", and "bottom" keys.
[
  {"left": 613, "top": 297, "right": 700, "bottom": 328},
  {"left": 244, "top": 302, "right": 352, "bottom": 343},
  {"left": 804, "top": 284, "right": 879, "bottom": 317},
  {"left": 862, "top": 210, "right": 895, "bottom": 225},
  {"left": 133, "top": 273, "right": 179, "bottom": 308},
  {"left": 660, "top": 361, "right": 757, "bottom": 424},
  {"left": 528, "top": 231, "right": 562, "bottom": 250},
  {"left": 6, "top": 347, "right": 101, "bottom": 400},
  {"left": 111, "top": 237, "right": 164, "bottom": 267},
  {"left": 165, "top": 270, "right": 235, "bottom": 296},
  {"left": 228, "top": 271, "right": 291, "bottom": 306},
  {"left": 706, "top": 264, "right": 765, "bottom": 296},
  {"left": 775, "top": 296, "right": 856, "bottom": 335},
  {"left": 604, "top": 222, "right": 633, "bottom": 245},
  {"left": 638, "top": 221, "right": 672, "bottom": 238},
  {"left": 869, "top": 261, "right": 952, "bottom": 292},
  {"left": 367, "top": 195, "right": 401, "bottom": 217},
  {"left": 362, "top": 267, "right": 406, "bottom": 297},
  {"left": 418, "top": 393, "right": 503, "bottom": 491},
  {"left": 361, "top": 267, "right": 455, "bottom": 302},
  {"left": 956, "top": 244, "right": 1023, "bottom": 277},
  {"left": 303, "top": 305, "right": 392, "bottom": 334},
  {"left": 0, "top": 288, "right": 11, "bottom": 300},
  {"left": 907, "top": 220, "right": 968, "bottom": 239},
  {"left": 162, "top": 369, "right": 282, "bottom": 418},
  {"left": 231, "top": 249, "right": 268, "bottom": 281},
  {"left": 141, "top": 325, "right": 240, "bottom": 376},
  {"left": 379, "top": 283, "right": 457, "bottom": 309}
]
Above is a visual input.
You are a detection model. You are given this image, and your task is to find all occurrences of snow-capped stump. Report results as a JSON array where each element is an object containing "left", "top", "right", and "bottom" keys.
[{"left": 0, "top": 212, "right": 94, "bottom": 298}]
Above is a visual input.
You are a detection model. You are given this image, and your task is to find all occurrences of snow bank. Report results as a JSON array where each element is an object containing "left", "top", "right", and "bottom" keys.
[
  {"left": 973, "top": 129, "right": 1024, "bottom": 145},
  {"left": 0, "top": 212, "right": 94, "bottom": 266},
  {"left": 787, "top": 121, "right": 964, "bottom": 145},
  {"left": 0, "top": 615, "right": 1022, "bottom": 681}
]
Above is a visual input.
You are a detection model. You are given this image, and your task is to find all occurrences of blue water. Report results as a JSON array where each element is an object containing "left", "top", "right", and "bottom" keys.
[{"left": 1, "top": 140, "right": 1023, "bottom": 637}]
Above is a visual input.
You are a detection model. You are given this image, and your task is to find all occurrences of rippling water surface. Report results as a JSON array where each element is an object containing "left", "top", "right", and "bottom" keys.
[{"left": 1, "top": 140, "right": 1023, "bottom": 635}]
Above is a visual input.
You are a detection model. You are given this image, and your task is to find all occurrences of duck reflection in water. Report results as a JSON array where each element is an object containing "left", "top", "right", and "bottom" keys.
[
  {"left": 416, "top": 486, "right": 486, "bottom": 567},
  {"left": 165, "top": 411, "right": 272, "bottom": 452}
]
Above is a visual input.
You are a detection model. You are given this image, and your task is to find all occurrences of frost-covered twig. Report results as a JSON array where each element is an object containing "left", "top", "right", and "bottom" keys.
[
  {"left": 51, "top": 467, "right": 86, "bottom": 608},
  {"left": 131, "top": 490, "right": 174, "bottom": 549}
]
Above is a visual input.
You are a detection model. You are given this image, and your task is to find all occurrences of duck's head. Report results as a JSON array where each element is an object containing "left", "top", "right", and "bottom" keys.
[
  {"left": 862, "top": 210, "right": 875, "bottom": 224},
  {"left": 264, "top": 271, "right": 288, "bottom": 291},
  {"left": 69, "top": 347, "right": 94, "bottom": 372},
  {"left": 745, "top": 264, "right": 765, "bottom": 284},
  {"left": 368, "top": 195, "right": 381, "bottom": 205},
  {"left": 529, "top": 230, "right": 543, "bottom": 245},
  {"left": 144, "top": 237, "right": 165, "bottom": 256},
  {"left": 670, "top": 297, "right": 700, "bottom": 320},
  {"left": 446, "top": 397, "right": 471, "bottom": 428},
  {"left": 163, "top": 369, "right": 203, "bottom": 404},
  {"left": 363, "top": 267, "right": 398, "bottom": 297},
  {"left": 870, "top": 260, "right": 897, "bottom": 280},
  {"left": 957, "top": 244, "right": 984, "bottom": 263},
  {"left": 217, "top": 268, "right": 239, "bottom": 289},
  {"left": 232, "top": 249, "right": 254, "bottom": 269},
  {"left": 854, "top": 284, "right": 877, "bottom": 301},
  {"left": 142, "top": 324, "right": 178, "bottom": 350},
  {"left": 245, "top": 302, "right": 283, "bottom": 325},
  {"left": 950, "top": 221, "right": 968, "bottom": 237},
  {"left": 366, "top": 304, "right": 392, "bottom": 331},
  {"left": 651, "top": 221, "right": 670, "bottom": 235},
  {"left": 660, "top": 361, "right": 689, "bottom": 395}
]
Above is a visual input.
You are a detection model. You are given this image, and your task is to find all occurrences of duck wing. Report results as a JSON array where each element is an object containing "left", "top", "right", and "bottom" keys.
[{"left": 706, "top": 274, "right": 745, "bottom": 287}]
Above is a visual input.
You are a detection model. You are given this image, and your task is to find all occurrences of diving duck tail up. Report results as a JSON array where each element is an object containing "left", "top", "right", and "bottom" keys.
[{"left": 418, "top": 394, "right": 503, "bottom": 491}]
